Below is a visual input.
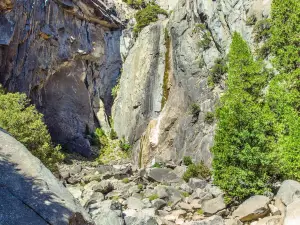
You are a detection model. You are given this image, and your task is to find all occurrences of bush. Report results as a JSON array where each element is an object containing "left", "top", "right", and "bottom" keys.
[
  {"left": 0, "top": 89, "right": 64, "bottom": 171},
  {"left": 148, "top": 194, "right": 159, "bottom": 201},
  {"left": 197, "top": 32, "right": 211, "bottom": 50},
  {"left": 152, "top": 162, "right": 162, "bottom": 168},
  {"left": 182, "top": 162, "right": 211, "bottom": 182},
  {"left": 189, "top": 103, "right": 200, "bottom": 117},
  {"left": 181, "top": 192, "right": 190, "bottom": 198},
  {"left": 122, "top": 0, "right": 146, "bottom": 9},
  {"left": 110, "top": 129, "right": 118, "bottom": 140},
  {"left": 119, "top": 138, "right": 132, "bottom": 152},
  {"left": 134, "top": 3, "right": 168, "bottom": 36},
  {"left": 253, "top": 19, "right": 271, "bottom": 43},
  {"left": 246, "top": 14, "right": 257, "bottom": 26},
  {"left": 111, "top": 79, "right": 120, "bottom": 100},
  {"left": 183, "top": 156, "right": 193, "bottom": 166},
  {"left": 209, "top": 58, "right": 227, "bottom": 85},
  {"left": 204, "top": 112, "right": 214, "bottom": 124},
  {"left": 122, "top": 178, "right": 130, "bottom": 183}
]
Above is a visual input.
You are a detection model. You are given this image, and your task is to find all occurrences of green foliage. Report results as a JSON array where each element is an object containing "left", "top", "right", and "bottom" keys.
[
  {"left": 209, "top": 57, "right": 227, "bottom": 85},
  {"left": 122, "top": 0, "right": 146, "bottom": 9},
  {"left": 197, "top": 32, "right": 211, "bottom": 50},
  {"left": 119, "top": 137, "right": 132, "bottom": 152},
  {"left": 212, "top": 33, "right": 275, "bottom": 200},
  {"left": 246, "top": 14, "right": 257, "bottom": 26},
  {"left": 189, "top": 103, "right": 200, "bottom": 117},
  {"left": 183, "top": 156, "right": 193, "bottom": 166},
  {"left": 112, "top": 79, "right": 120, "bottom": 100},
  {"left": 181, "top": 192, "right": 190, "bottom": 198},
  {"left": 134, "top": 3, "right": 168, "bottom": 36},
  {"left": 96, "top": 128, "right": 130, "bottom": 164},
  {"left": 196, "top": 209, "right": 204, "bottom": 215},
  {"left": 122, "top": 178, "right": 130, "bottom": 183},
  {"left": 182, "top": 162, "right": 211, "bottom": 182},
  {"left": 152, "top": 162, "right": 162, "bottom": 168},
  {"left": 0, "top": 90, "right": 64, "bottom": 171},
  {"left": 193, "top": 23, "right": 206, "bottom": 34},
  {"left": 148, "top": 194, "right": 159, "bottom": 201},
  {"left": 110, "top": 129, "right": 118, "bottom": 140},
  {"left": 204, "top": 112, "right": 214, "bottom": 124},
  {"left": 269, "top": 0, "right": 300, "bottom": 73},
  {"left": 138, "top": 184, "right": 143, "bottom": 190},
  {"left": 253, "top": 19, "right": 271, "bottom": 43},
  {"left": 266, "top": 0, "right": 300, "bottom": 180}
]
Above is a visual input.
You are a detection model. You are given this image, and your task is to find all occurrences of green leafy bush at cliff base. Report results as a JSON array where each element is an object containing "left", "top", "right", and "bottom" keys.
[
  {"left": 0, "top": 88, "right": 64, "bottom": 171},
  {"left": 134, "top": 3, "right": 168, "bottom": 36}
]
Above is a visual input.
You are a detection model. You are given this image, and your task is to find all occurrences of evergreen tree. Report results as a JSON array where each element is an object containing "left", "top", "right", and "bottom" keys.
[{"left": 212, "top": 33, "right": 275, "bottom": 200}]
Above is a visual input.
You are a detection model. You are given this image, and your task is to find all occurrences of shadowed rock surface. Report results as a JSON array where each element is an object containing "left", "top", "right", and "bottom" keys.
[{"left": 0, "top": 130, "right": 93, "bottom": 225}]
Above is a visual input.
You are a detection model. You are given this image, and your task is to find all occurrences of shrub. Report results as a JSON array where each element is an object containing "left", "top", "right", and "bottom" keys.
[
  {"left": 110, "top": 129, "right": 118, "bottom": 140},
  {"left": 183, "top": 156, "right": 193, "bottom": 166},
  {"left": 197, "top": 32, "right": 211, "bottom": 50},
  {"left": 182, "top": 162, "right": 211, "bottom": 182},
  {"left": 253, "top": 19, "right": 271, "bottom": 43},
  {"left": 181, "top": 192, "right": 190, "bottom": 198},
  {"left": 122, "top": 178, "right": 130, "bottom": 183},
  {"left": 209, "top": 58, "right": 227, "bottom": 85},
  {"left": 246, "top": 14, "right": 257, "bottom": 26},
  {"left": 138, "top": 184, "right": 143, "bottom": 190},
  {"left": 152, "top": 162, "right": 162, "bottom": 168},
  {"left": 134, "top": 3, "right": 168, "bottom": 36},
  {"left": 197, "top": 209, "right": 204, "bottom": 215},
  {"left": 122, "top": 0, "right": 146, "bottom": 9},
  {"left": 204, "top": 112, "right": 214, "bottom": 124},
  {"left": 119, "top": 138, "right": 132, "bottom": 152},
  {"left": 111, "top": 79, "right": 120, "bottom": 100},
  {"left": 189, "top": 103, "right": 200, "bottom": 117},
  {"left": 0, "top": 89, "right": 64, "bottom": 171},
  {"left": 148, "top": 194, "right": 159, "bottom": 201}
]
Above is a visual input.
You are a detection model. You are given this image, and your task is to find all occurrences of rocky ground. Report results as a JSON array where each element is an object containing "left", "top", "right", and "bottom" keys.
[{"left": 58, "top": 159, "right": 300, "bottom": 225}]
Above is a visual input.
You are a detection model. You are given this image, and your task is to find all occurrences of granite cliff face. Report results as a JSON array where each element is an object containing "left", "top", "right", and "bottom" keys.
[
  {"left": 113, "top": 0, "right": 272, "bottom": 167},
  {"left": 0, "top": 0, "right": 122, "bottom": 157},
  {"left": 0, "top": 0, "right": 272, "bottom": 165}
]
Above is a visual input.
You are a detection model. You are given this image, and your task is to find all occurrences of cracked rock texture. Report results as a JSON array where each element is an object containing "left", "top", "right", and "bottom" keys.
[{"left": 0, "top": 0, "right": 122, "bottom": 156}]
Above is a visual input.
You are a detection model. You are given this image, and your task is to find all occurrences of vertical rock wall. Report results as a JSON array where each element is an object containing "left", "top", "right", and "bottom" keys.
[{"left": 0, "top": 0, "right": 122, "bottom": 156}]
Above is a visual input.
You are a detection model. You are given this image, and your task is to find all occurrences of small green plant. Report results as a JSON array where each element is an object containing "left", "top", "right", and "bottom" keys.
[
  {"left": 122, "top": 178, "right": 130, "bottom": 183},
  {"left": 209, "top": 58, "right": 227, "bottom": 85},
  {"left": 152, "top": 162, "right": 162, "bottom": 168},
  {"left": 204, "top": 112, "right": 214, "bottom": 124},
  {"left": 189, "top": 103, "right": 200, "bottom": 117},
  {"left": 134, "top": 3, "right": 168, "bottom": 36},
  {"left": 110, "top": 129, "right": 118, "bottom": 140},
  {"left": 193, "top": 23, "right": 206, "bottom": 33},
  {"left": 183, "top": 156, "right": 193, "bottom": 166},
  {"left": 181, "top": 192, "right": 190, "bottom": 198},
  {"left": 167, "top": 201, "right": 172, "bottom": 206},
  {"left": 197, "top": 209, "right": 204, "bottom": 215},
  {"left": 111, "top": 79, "right": 120, "bottom": 100},
  {"left": 246, "top": 14, "right": 257, "bottom": 26},
  {"left": 224, "top": 195, "right": 232, "bottom": 205},
  {"left": 197, "top": 32, "right": 211, "bottom": 50},
  {"left": 119, "top": 137, "right": 132, "bottom": 152},
  {"left": 148, "top": 194, "right": 159, "bottom": 201},
  {"left": 112, "top": 196, "right": 120, "bottom": 201},
  {"left": 138, "top": 184, "right": 143, "bottom": 190},
  {"left": 122, "top": 0, "right": 146, "bottom": 9},
  {"left": 253, "top": 19, "right": 271, "bottom": 43},
  {"left": 182, "top": 161, "right": 211, "bottom": 182}
]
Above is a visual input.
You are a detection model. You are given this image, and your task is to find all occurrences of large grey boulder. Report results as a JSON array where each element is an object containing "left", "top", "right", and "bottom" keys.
[
  {"left": 232, "top": 195, "right": 270, "bottom": 222},
  {"left": 276, "top": 180, "right": 300, "bottom": 205},
  {"left": 0, "top": 130, "right": 93, "bottom": 225},
  {"left": 202, "top": 195, "right": 226, "bottom": 215},
  {"left": 283, "top": 199, "right": 300, "bottom": 225},
  {"left": 187, "top": 215, "right": 224, "bottom": 225},
  {"left": 147, "top": 168, "right": 182, "bottom": 184}
]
